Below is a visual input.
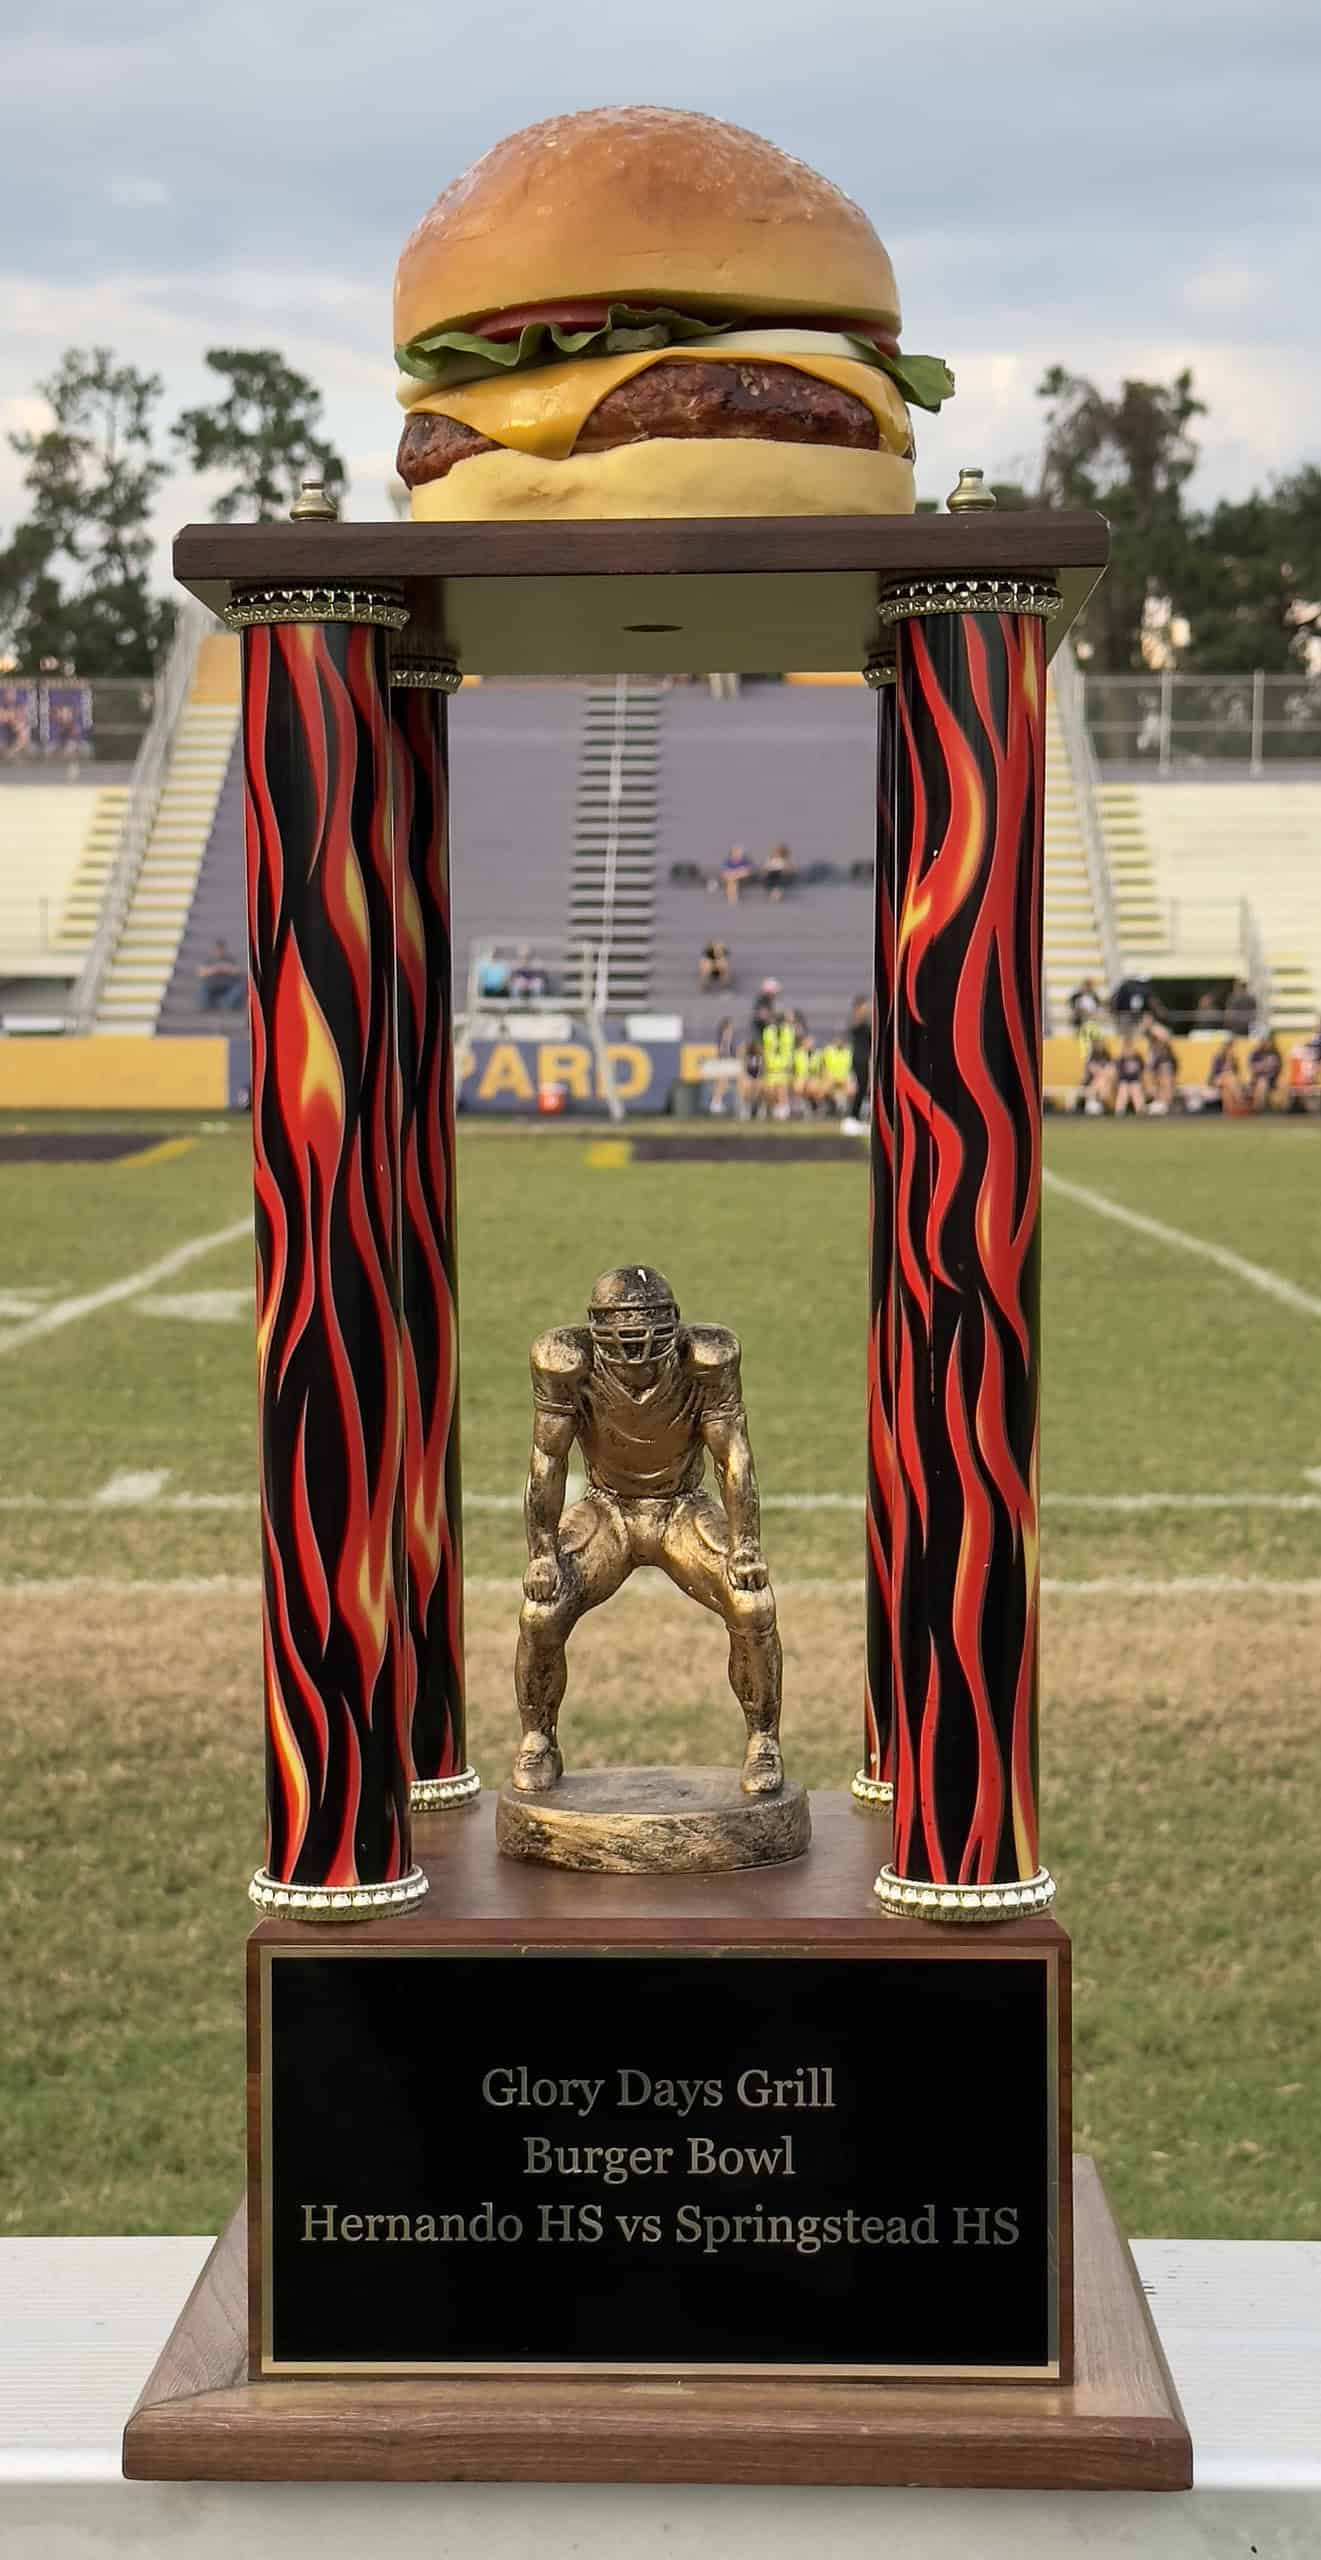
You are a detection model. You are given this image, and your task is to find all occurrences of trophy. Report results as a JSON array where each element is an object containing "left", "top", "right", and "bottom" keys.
[{"left": 123, "top": 103, "right": 1190, "bottom": 2494}]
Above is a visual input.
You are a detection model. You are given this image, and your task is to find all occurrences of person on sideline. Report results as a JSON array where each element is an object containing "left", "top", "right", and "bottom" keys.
[
  {"left": 840, "top": 993, "right": 872, "bottom": 1137},
  {"left": 1113, "top": 1042, "right": 1146, "bottom": 1116},
  {"left": 737, "top": 1035, "right": 766, "bottom": 1120},
  {"left": 1247, "top": 1032, "right": 1283, "bottom": 1112},
  {"left": 1143, "top": 1014, "right": 1178, "bottom": 1113},
  {"left": 760, "top": 1012, "right": 797, "bottom": 1120},
  {"left": 1077, "top": 1042, "right": 1116, "bottom": 1114},
  {"left": 1202, "top": 1033, "right": 1243, "bottom": 1112},
  {"left": 750, "top": 977, "right": 781, "bottom": 1034}
]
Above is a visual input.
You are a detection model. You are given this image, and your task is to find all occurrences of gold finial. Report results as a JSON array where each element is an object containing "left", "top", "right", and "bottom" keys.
[
  {"left": 946, "top": 467, "right": 997, "bottom": 513},
  {"left": 290, "top": 477, "right": 339, "bottom": 523}
]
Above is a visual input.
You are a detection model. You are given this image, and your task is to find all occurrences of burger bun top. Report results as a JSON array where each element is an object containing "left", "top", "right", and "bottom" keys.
[{"left": 395, "top": 106, "right": 901, "bottom": 348}]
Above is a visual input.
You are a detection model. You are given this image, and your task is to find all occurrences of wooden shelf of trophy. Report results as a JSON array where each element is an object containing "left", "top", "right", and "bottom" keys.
[
  {"left": 172, "top": 507, "right": 1109, "bottom": 676},
  {"left": 123, "top": 1798, "right": 1190, "bottom": 2491}
]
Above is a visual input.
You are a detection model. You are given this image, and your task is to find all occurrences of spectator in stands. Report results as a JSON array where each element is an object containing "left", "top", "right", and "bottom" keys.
[
  {"left": 1113, "top": 1042, "right": 1146, "bottom": 1116},
  {"left": 1142, "top": 1015, "right": 1178, "bottom": 1114},
  {"left": 698, "top": 938, "right": 731, "bottom": 991},
  {"left": 761, "top": 842, "right": 796, "bottom": 903},
  {"left": 509, "top": 945, "right": 550, "bottom": 1000},
  {"left": 197, "top": 938, "right": 245, "bottom": 1013},
  {"left": 1225, "top": 979, "right": 1256, "bottom": 1036},
  {"left": 718, "top": 843, "right": 755, "bottom": 905},
  {"left": 1077, "top": 1041, "right": 1116, "bottom": 1114},
  {"left": 750, "top": 977, "right": 781, "bottom": 1034},
  {"left": 842, "top": 993, "right": 871, "bottom": 1137},
  {"left": 477, "top": 952, "right": 510, "bottom": 998},
  {"left": 1247, "top": 1032, "right": 1283, "bottom": 1112},
  {"left": 1194, "top": 989, "right": 1219, "bottom": 1025},
  {"left": 1201, "top": 1033, "right": 1243, "bottom": 1112}
]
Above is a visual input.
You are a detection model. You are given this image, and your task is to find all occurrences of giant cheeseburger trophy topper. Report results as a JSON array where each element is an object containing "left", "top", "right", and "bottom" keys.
[
  {"left": 138, "top": 96, "right": 1187, "bottom": 2499},
  {"left": 393, "top": 106, "right": 952, "bottom": 522}
]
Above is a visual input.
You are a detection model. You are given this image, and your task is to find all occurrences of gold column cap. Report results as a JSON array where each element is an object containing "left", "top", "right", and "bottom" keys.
[
  {"left": 290, "top": 478, "right": 340, "bottom": 523},
  {"left": 946, "top": 467, "right": 997, "bottom": 513}
]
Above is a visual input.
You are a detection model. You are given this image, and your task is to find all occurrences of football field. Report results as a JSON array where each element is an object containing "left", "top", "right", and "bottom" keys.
[{"left": 3, "top": 1113, "right": 1319, "bottom": 2244}]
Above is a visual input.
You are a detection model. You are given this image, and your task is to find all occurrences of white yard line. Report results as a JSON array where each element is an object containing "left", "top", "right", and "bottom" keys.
[
  {"left": 1043, "top": 1168, "right": 1321, "bottom": 1319},
  {"left": 93, "top": 1469, "right": 173, "bottom": 1507},
  {"left": 1042, "top": 1575, "right": 1321, "bottom": 1596},
  {"left": 2, "top": 1574, "right": 1318, "bottom": 1601},
  {"left": 0, "top": 1219, "right": 252, "bottom": 1358}
]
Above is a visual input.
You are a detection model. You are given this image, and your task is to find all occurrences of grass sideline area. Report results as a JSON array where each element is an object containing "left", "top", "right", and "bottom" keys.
[{"left": 3, "top": 1114, "right": 1319, "bottom": 2245}]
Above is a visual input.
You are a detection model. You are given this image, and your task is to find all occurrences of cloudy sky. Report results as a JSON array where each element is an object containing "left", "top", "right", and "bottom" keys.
[{"left": 2, "top": 0, "right": 1316, "bottom": 582}]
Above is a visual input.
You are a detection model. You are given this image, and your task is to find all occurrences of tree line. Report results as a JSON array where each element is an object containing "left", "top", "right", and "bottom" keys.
[
  {"left": 1, "top": 348, "right": 1315, "bottom": 677},
  {"left": 0, "top": 348, "right": 344, "bottom": 677}
]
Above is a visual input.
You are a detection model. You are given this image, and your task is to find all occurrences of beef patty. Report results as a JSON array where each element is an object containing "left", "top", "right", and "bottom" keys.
[{"left": 397, "top": 358, "right": 902, "bottom": 488}]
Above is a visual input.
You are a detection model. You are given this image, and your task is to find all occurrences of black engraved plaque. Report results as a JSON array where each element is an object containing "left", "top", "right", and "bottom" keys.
[{"left": 255, "top": 1944, "right": 1061, "bottom": 2377}]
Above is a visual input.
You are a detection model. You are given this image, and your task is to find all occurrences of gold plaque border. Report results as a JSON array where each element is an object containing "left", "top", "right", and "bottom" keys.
[{"left": 258, "top": 1941, "right": 1061, "bottom": 2384}]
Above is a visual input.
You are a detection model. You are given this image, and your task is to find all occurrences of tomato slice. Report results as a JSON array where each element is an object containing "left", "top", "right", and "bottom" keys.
[
  {"left": 472, "top": 301, "right": 617, "bottom": 339},
  {"left": 470, "top": 300, "right": 901, "bottom": 354}
]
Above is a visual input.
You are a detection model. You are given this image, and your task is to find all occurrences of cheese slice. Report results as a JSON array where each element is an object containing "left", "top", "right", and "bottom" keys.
[{"left": 400, "top": 345, "right": 912, "bottom": 459}]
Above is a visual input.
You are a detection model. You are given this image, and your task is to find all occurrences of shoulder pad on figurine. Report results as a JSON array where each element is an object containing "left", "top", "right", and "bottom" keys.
[
  {"left": 530, "top": 1328, "right": 591, "bottom": 1392},
  {"left": 685, "top": 1325, "right": 742, "bottom": 1381}
]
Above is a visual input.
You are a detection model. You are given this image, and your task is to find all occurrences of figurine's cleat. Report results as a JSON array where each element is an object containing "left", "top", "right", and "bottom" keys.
[
  {"left": 511, "top": 1738, "right": 563, "bottom": 1794},
  {"left": 740, "top": 1735, "right": 783, "bottom": 1796}
]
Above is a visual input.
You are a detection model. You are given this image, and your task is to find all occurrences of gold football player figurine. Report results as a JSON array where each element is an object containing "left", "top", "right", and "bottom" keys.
[{"left": 513, "top": 1266, "right": 783, "bottom": 1798}]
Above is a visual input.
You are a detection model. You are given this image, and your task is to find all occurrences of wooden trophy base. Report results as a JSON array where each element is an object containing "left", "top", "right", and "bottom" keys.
[
  {"left": 123, "top": 2160, "right": 1188, "bottom": 2487},
  {"left": 495, "top": 1765, "right": 812, "bottom": 1871},
  {"left": 123, "top": 1797, "right": 1189, "bottom": 2489}
]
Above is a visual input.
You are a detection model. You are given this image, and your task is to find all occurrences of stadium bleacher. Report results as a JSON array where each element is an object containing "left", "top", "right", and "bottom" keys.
[
  {"left": 652, "top": 682, "right": 874, "bottom": 1041},
  {"left": 5, "top": 651, "right": 1313, "bottom": 1072},
  {"left": 1123, "top": 781, "right": 1320, "bottom": 1033},
  {"left": 95, "top": 635, "right": 240, "bottom": 1033},
  {"left": 0, "top": 786, "right": 119, "bottom": 982}
]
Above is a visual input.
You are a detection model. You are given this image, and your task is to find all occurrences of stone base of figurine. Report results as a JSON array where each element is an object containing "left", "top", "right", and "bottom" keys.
[{"left": 494, "top": 1765, "right": 812, "bottom": 1873}]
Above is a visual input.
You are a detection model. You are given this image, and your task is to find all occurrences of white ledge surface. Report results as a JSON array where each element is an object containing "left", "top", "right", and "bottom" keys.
[{"left": 0, "top": 2233, "right": 1318, "bottom": 2556}]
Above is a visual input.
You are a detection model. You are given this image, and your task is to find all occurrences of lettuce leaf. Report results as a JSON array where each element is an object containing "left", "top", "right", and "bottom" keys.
[
  {"left": 849, "top": 342, "right": 955, "bottom": 413},
  {"left": 395, "top": 304, "right": 732, "bottom": 386},
  {"left": 396, "top": 303, "right": 956, "bottom": 412}
]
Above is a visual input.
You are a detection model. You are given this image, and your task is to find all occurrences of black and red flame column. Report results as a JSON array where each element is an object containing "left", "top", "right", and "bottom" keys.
[
  {"left": 229, "top": 583, "right": 426, "bottom": 1921},
  {"left": 388, "top": 654, "right": 477, "bottom": 1811},
  {"left": 853, "top": 653, "right": 897, "bottom": 1811},
  {"left": 874, "top": 575, "right": 1060, "bottom": 1922}
]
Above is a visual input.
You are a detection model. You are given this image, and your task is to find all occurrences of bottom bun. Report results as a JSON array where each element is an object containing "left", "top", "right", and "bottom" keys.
[{"left": 409, "top": 439, "right": 916, "bottom": 521}]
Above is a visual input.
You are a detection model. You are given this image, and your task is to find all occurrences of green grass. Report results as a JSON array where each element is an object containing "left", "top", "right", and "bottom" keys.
[{"left": 2, "top": 1114, "right": 1319, "bottom": 2240}]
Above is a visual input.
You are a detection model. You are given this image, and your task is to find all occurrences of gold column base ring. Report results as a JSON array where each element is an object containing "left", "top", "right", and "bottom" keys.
[
  {"left": 850, "top": 1769, "right": 894, "bottom": 1808},
  {"left": 874, "top": 1864, "right": 1056, "bottom": 1923},
  {"left": 249, "top": 1866, "right": 429, "bottom": 1923},
  {"left": 410, "top": 1767, "right": 481, "bottom": 1812}
]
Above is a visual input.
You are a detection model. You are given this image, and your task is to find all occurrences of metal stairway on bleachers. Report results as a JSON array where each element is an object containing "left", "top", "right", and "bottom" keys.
[{"left": 569, "top": 679, "right": 662, "bottom": 1008}]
